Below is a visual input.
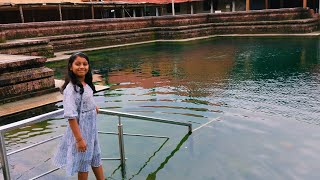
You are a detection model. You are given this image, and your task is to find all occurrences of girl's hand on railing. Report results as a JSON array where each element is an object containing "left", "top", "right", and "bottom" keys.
[
  {"left": 76, "top": 139, "right": 87, "bottom": 152},
  {"left": 96, "top": 106, "right": 99, "bottom": 114}
]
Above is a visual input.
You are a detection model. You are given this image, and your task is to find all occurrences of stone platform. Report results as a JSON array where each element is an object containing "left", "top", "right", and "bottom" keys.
[
  {"left": 0, "top": 39, "right": 54, "bottom": 58},
  {"left": 0, "top": 54, "right": 57, "bottom": 104},
  {"left": 0, "top": 79, "right": 109, "bottom": 121}
]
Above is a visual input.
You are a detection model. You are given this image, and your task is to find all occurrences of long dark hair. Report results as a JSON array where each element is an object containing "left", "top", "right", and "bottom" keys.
[{"left": 61, "top": 52, "right": 96, "bottom": 94}]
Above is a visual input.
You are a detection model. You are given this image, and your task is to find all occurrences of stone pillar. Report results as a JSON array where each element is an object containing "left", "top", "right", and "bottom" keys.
[
  {"left": 232, "top": 0, "right": 236, "bottom": 12},
  {"left": 19, "top": 5, "right": 25, "bottom": 23},
  {"left": 133, "top": 9, "right": 136, "bottom": 17},
  {"left": 210, "top": 0, "right": 214, "bottom": 13},
  {"left": 246, "top": 0, "right": 250, "bottom": 11},
  {"left": 172, "top": 0, "right": 175, "bottom": 16},
  {"left": 58, "top": 4, "right": 63, "bottom": 21},
  {"left": 265, "top": 0, "right": 268, "bottom": 9},
  {"left": 280, "top": 0, "right": 284, "bottom": 8},
  {"left": 122, "top": 7, "right": 125, "bottom": 18},
  {"left": 91, "top": 5, "right": 95, "bottom": 19},
  {"left": 303, "top": 0, "right": 307, "bottom": 7},
  {"left": 156, "top": 7, "right": 159, "bottom": 16},
  {"left": 191, "top": 2, "right": 194, "bottom": 14},
  {"left": 141, "top": 8, "right": 144, "bottom": 17}
]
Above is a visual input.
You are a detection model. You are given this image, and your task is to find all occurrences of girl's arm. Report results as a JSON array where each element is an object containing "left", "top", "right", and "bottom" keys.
[{"left": 68, "top": 118, "right": 87, "bottom": 152}]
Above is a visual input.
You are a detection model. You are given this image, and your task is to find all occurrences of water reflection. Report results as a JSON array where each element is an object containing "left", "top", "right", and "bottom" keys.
[
  {"left": 146, "top": 134, "right": 190, "bottom": 180},
  {"left": 4, "top": 118, "right": 63, "bottom": 151},
  {"left": 45, "top": 37, "right": 320, "bottom": 125},
  {"left": 42, "top": 37, "right": 320, "bottom": 179}
]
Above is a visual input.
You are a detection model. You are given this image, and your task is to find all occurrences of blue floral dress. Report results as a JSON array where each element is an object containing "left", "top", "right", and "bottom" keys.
[{"left": 53, "top": 82, "right": 102, "bottom": 176}]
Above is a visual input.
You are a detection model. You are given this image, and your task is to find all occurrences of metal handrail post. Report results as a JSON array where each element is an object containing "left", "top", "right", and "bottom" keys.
[
  {"left": 0, "top": 131, "right": 11, "bottom": 180},
  {"left": 188, "top": 124, "right": 192, "bottom": 133},
  {"left": 117, "top": 116, "right": 126, "bottom": 167}
]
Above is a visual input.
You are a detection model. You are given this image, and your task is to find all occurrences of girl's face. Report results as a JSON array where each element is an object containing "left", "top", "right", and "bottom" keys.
[{"left": 70, "top": 56, "right": 89, "bottom": 79}]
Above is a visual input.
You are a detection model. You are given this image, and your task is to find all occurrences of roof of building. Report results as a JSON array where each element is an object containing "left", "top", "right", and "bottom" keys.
[{"left": 0, "top": 0, "right": 202, "bottom": 5}]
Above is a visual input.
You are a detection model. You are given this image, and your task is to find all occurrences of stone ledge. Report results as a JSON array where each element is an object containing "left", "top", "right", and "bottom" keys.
[
  {"left": 51, "top": 31, "right": 156, "bottom": 51},
  {"left": 207, "top": 8, "right": 313, "bottom": 21},
  {"left": 0, "top": 39, "right": 49, "bottom": 48},
  {"left": 41, "top": 18, "right": 318, "bottom": 51},
  {"left": 0, "top": 54, "right": 47, "bottom": 74},
  {"left": 47, "top": 18, "right": 318, "bottom": 39},
  {"left": 0, "top": 44, "right": 54, "bottom": 58},
  {"left": 0, "top": 76, "right": 55, "bottom": 99},
  {"left": 46, "top": 27, "right": 156, "bottom": 41},
  {"left": 156, "top": 18, "right": 318, "bottom": 31},
  {"left": 0, "top": 80, "right": 109, "bottom": 118},
  {"left": 0, "top": 67, "right": 54, "bottom": 86},
  {"left": 0, "top": 87, "right": 59, "bottom": 105}
]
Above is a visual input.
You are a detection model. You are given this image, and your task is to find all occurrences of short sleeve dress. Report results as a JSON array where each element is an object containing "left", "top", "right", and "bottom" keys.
[{"left": 53, "top": 82, "right": 102, "bottom": 176}]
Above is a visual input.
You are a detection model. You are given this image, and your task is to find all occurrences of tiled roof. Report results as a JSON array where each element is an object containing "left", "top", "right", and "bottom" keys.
[
  {"left": 0, "top": 0, "right": 202, "bottom": 4},
  {"left": 111, "top": 0, "right": 203, "bottom": 4},
  {"left": 0, "top": 0, "right": 203, "bottom": 4}
]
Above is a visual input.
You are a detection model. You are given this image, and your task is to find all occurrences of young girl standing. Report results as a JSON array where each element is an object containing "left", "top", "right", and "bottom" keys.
[{"left": 53, "top": 52, "right": 105, "bottom": 180}]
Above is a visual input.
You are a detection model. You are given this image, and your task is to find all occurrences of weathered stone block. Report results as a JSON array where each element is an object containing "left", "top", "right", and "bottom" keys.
[
  {"left": 0, "top": 67, "right": 54, "bottom": 86},
  {"left": 0, "top": 31, "right": 5, "bottom": 43},
  {"left": 0, "top": 76, "right": 55, "bottom": 98},
  {"left": 0, "top": 54, "right": 46, "bottom": 74},
  {"left": 207, "top": 8, "right": 312, "bottom": 23},
  {"left": 0, "top": 39, "right": 54, "bottom": 58},
  {"left": 0, "top": 54, "right": 57, "bottom": 104}
]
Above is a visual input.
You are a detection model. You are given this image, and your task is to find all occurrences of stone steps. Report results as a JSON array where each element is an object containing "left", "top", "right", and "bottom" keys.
[
  {"left": 0, "top": 67, "right": 54, "bottom": 86},
  {"left": 0, "top": 8, "right": 318, "bottom": 57},
  {"left": 0, "top": 39, "right": 54, "bottom": 58},
  {"left": 0, "top": 54, "right": 57, "bottom": 104},
  {"left": 40, "top": 17, "right": 318, "bottom": 51}
]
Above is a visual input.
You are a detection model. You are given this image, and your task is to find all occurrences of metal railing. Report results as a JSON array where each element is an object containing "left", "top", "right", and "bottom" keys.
[{"left": 0, "top": 108, "right": 192, "bottom": 180}]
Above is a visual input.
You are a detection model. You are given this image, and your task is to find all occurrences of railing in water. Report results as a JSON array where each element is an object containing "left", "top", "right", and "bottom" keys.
[{"left": 0, "top": 109, "right": 192, "bottom": 180}]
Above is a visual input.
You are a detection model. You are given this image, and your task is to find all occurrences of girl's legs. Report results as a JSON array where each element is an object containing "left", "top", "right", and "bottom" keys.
[
  {"left": 92, "top": 165, "right": 105, "bottom": 180},
  {"left": 78, "top": 172, "right": 89, "bottom": 180}
]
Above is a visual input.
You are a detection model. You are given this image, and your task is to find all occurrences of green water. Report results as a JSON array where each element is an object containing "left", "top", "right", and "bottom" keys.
[{"left": 4, "top": 37, "right": 320, "bottom": 179}]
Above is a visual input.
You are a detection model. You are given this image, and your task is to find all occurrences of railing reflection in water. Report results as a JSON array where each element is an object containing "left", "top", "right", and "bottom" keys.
[{"left": 0, "top": 109, "right": 192, "bottom": 180}]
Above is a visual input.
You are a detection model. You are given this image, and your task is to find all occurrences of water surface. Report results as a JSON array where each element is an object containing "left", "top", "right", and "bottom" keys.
[{"left": 4, "top": 37, "right": 320, "bottom": 179}]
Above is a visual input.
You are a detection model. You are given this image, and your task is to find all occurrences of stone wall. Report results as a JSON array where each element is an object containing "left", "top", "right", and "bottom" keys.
[
  {"left": 1, "top": 18, "right": 153, "bottom": 40},
  {"left": 207, "top": 8, "right": 315, "bottom": 23},
  {"left": 156, "top": 18, "right": 318, "bottom": 39},
  {"left": 1, "top": 7, "right": 316, "bottom": 40},
  {"left": 0, "top": 7, "right": 318, "bottom": 55},
  {"left": 0, "top": 54, "right": 57, "bottom": 104},
  {"left": 49, "top": 28, "right": 156, "bottom": 51}
]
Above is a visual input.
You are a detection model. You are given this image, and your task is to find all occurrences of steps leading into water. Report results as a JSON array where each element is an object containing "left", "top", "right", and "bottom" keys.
[
  {"left": 0, "top": 8, "right": 318, "bottom": 57},
  {"left": 0, "top": 54, "right": 57, "bottom": 105},
  {"left": 0, "top": 79, "right": 109, "bottom": 120}
]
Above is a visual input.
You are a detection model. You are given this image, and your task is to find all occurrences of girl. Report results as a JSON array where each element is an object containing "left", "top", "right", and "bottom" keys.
[{"left": 53, "top": 52, "right": 105, "bottom": 180}]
